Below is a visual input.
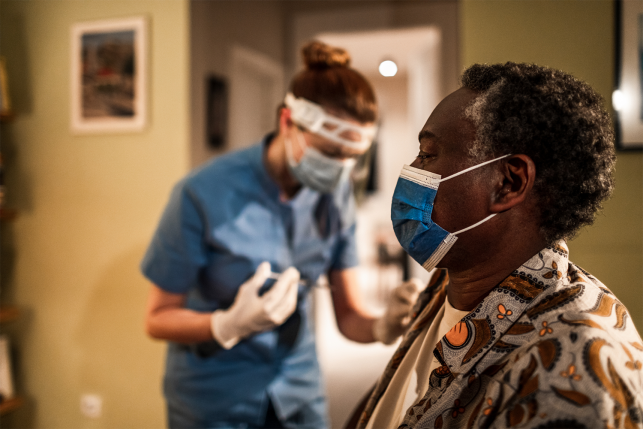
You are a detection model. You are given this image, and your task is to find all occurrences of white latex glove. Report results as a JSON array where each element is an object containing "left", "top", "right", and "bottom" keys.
[
  {"left": 373, "top": 278, "right": 423, "bottom": 344},
  {"left": 210, "top": 262, "right": 300, "bottom": 349}
]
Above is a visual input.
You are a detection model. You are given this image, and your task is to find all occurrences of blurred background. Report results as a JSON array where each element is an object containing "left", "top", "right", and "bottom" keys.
[{"left": 0, "top": 0, "right": 640, "bottom": 428}]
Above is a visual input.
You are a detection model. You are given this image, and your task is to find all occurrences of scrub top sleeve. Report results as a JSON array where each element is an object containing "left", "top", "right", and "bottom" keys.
[
  {"left": 141, "top": 181, "right": 208, "bottom": 294},
  {"left": 329, "top": 223, "right": 359, "bottom": 271}
]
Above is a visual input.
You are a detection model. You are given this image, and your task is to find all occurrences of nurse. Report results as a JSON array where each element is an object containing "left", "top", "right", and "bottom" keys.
[{"left": 142, "top": 41, "right": 419, "bottom": 429}]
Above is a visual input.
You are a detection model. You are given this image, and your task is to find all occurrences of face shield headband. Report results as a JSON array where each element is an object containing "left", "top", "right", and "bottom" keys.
[
  {"left": 284, "top": 93, "right": 376, "bottom": 151},
  {"left": 391, "top": 154, "right": 511, "bottom": 273}
]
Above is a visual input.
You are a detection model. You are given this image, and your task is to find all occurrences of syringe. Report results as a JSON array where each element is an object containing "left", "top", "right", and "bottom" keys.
[{"left": 267, "top": 272, "right": 316, "bottom": 288}]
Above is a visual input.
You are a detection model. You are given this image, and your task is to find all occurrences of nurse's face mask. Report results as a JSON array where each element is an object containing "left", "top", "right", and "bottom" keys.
[
  {"left": 283, "top": 93, "right": 376, "bottom": 193},
  {"left": 391, "top": 154, "right": 511, "bottom": 272}
]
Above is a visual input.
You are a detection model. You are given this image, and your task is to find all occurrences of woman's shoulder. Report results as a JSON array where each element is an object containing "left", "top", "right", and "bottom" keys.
[{"left": 184, "top": 144, "right": 264, "bottom": 191}]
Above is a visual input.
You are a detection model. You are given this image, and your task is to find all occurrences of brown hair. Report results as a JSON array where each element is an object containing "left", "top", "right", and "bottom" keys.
[{"left": 290, "top": 41, "right": 377, "bottom": 124}]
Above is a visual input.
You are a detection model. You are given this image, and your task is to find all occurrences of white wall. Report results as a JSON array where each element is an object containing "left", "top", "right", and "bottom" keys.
[
  {"left": 227, "top": 45, "right": 284, "bottom": 150},
  {"left": 189, "top": 0, "right": 287, "bottom": 167}
]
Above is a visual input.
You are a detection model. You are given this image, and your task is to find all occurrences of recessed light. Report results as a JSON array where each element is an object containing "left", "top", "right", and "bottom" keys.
[{"left": 379, "top": 60, "right": 397, "bottom": 77}]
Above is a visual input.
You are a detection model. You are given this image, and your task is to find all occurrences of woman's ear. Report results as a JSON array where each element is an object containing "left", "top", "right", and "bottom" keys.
[
  {"left": 489, "top": 154, "right": 536, "bottom": 213},
  {"left": 278, "top": 107, "right": 294, "bottom": 136}
]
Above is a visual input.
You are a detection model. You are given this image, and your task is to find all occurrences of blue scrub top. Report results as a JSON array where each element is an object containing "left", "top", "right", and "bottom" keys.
[{"left": 141, "top": 135, "right": 359, "bottom": 427}]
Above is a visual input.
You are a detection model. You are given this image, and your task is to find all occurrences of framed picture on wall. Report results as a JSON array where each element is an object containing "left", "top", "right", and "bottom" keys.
[
  {"left": 0, "top": 335, "right": 15, "bottom": 400},
  {"left": 613, "top": 0, "right": 643, "bottom": 150},
  {"left": 70, "top": 16, "right": 147, "bottom": 133}
]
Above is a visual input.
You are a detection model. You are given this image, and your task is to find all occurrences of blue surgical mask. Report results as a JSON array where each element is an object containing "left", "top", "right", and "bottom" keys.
[
  {"left": 391, "top": 155, "right": 511, "bottom": 272},
  {"left": 285, "top": 131, "right": 356, "bottom": 194}
]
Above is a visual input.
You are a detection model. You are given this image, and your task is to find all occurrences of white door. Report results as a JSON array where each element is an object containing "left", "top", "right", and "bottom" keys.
[{"left": 228, "top": 45, "right": 284, "bottom": 150}]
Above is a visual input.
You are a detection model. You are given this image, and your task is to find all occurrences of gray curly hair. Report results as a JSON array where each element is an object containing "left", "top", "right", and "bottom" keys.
[{"left": 461, "top": 62, "right": 615, "bottom": 244}]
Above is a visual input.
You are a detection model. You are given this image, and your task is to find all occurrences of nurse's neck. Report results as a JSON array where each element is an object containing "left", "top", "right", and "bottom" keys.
[{"left": 265, "top": 134, "right": 302, "bottom": 201}]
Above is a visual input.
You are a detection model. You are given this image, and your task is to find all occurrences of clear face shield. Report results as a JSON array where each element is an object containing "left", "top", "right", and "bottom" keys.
[
  {"left": 283, "top": 93, "right": 376, "bottom": 151},
  {"left": 282, "top": 93, "right": 376, "bottom": 193}
]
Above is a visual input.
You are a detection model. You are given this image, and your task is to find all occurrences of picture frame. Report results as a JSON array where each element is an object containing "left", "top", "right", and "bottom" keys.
[
  {"left": 70, "top": 16, "right": 147, "bottom": 133},
  {"left": 613, "top": 0, "right": 643, "bottom": 150},
  {"left": 0, "top": 56, "right": 12, "bottom": 118},
  {"left": 206, "top": 75, "right": 227, "bottom": 149},
  {"left": 0, "top": 335, "right": 15, "bottom": 400}
]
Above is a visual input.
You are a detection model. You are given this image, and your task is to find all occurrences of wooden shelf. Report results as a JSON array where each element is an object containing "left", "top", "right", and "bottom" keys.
[
  {"left": 0, "top": 306, "right": 20, "bottom": 324},
  {"left": 0, "top": 396, "right": 24, "bottom": 415},
  {"left": 0, "top": 207, "right": 17, "bottom": 222}
]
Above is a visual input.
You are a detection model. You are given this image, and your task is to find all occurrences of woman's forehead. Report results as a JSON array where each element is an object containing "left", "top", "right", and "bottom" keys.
[{"left": 420, "top": 88, "right": 478, "bottom": 154}]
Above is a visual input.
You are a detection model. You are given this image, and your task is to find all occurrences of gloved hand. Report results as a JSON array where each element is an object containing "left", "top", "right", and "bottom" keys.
[
  {"left": 210, "top": 262, "right": 300, "bottom": 349},
  {"left": 372, "top": 278, "right": 423, "bottom": 344}
]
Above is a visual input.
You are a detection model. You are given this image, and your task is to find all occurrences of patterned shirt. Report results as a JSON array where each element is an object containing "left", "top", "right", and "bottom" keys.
[{"left": 357, "top": 242, "right": 643, "bottom": 429}]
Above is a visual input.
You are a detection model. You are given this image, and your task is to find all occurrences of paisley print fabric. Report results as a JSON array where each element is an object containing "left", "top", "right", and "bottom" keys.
[{"left": 357, "top": 242, "right": 643, "bottom": 429}]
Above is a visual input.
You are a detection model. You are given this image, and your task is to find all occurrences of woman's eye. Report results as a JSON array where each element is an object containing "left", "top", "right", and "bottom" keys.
[
  {"left": 323, "top": 149, "right": 342, "bottom": 158},
  {"left": 417, "top": 153, "right": 433, "bottom": 160}
]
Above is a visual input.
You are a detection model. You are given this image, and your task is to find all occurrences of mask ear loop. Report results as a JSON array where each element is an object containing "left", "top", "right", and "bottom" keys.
[
  {"left": 439, "top": 154, "right": 512, "bottom": 183},
  {"left": 453, "top": 213, "right": 497, "bottom": 235},
  {"left": 284, "top": 135, "right": 299, "bottom": 167},
  {"left": 422, "top": 206, "right": 498, "bottom": 272},
  {"left": 440, "top": 154, "right": 512, "bottom": 235},
  {"left": 285, "top": 124, "right": 308, "bottom": 168},
  {"left": 295, "top": 128, "right": 308, "bottom": 152}
]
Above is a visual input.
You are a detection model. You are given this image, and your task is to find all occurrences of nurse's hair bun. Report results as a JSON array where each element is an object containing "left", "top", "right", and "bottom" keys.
[
  {"left": 290, "top": 40, "right": 376, "bottom": 123},
  {"left": 302, "top": 41, "right": 350, "bottom": 70}
]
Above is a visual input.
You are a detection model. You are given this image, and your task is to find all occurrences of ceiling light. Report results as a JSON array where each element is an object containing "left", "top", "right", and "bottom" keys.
[{"left": 379, "top": 60, "right": 397, "bottom": 77}]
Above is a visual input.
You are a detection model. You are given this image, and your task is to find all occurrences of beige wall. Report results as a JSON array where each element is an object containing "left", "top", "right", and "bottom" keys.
[
  {"left": 461, "top": 0, "right": 643, "bottom": 331},
  {"left": 0, "top": 0, "right": 190, "bottom": 427}
]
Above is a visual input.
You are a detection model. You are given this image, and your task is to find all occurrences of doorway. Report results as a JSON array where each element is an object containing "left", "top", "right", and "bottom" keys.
[{"left": 311, "top": 27, "right": 443, "bottom": 427}]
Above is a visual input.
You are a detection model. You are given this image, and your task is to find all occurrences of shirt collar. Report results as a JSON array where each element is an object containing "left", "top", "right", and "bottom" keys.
[
  {"left": 435, "top": 241, "right": 570, "bottom": 377},
  {"left": 245, "top": 133, "right": 279, "bottom": 199}
]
